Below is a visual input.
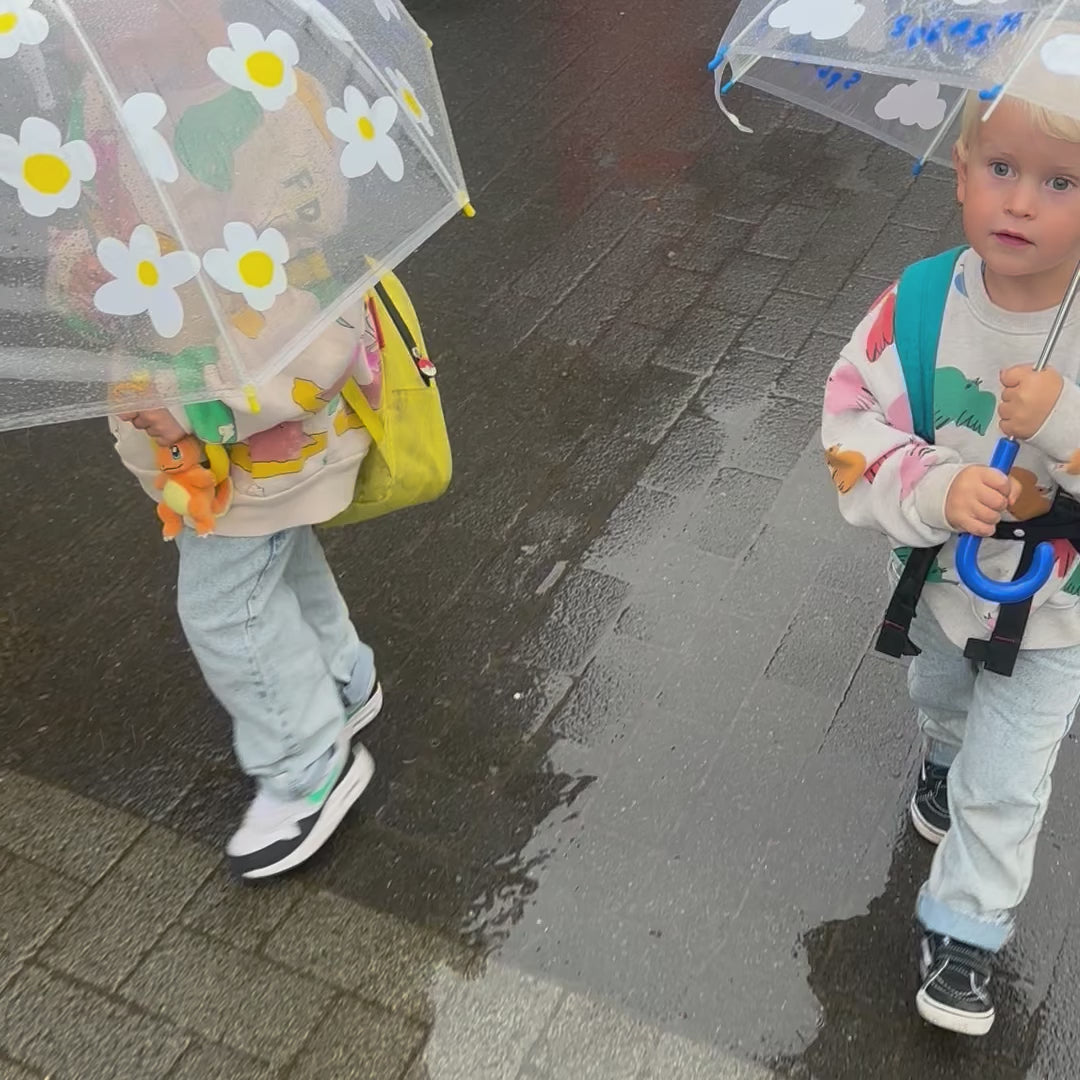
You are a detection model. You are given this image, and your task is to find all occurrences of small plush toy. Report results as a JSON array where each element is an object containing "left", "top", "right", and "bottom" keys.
[{"left": 154, "top": 437, "right": 233, "bottom": 540}]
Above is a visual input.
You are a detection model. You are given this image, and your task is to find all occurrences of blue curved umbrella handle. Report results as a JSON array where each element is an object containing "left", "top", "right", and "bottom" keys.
[{"left": 955, "top": 437, "right": 1055, "bottom": 604}]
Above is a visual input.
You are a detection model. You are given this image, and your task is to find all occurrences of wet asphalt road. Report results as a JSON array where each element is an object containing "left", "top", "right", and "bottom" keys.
[{"left": 3, "top": 0, "right": 1080, "bottom": 1075}]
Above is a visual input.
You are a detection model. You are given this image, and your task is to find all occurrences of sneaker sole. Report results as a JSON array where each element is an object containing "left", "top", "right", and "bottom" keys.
[
  {"left": 910, "top": 794, "right": 947, "bottom": 846},
  {"left": 240, "top": 745, "right": 375, "bottom": 880},
  {"left": 344, "top": 682, "right": 383, "bottom": 740},
  {"left": 916, "top": 986, "right": 994, "bottom": 1036}
]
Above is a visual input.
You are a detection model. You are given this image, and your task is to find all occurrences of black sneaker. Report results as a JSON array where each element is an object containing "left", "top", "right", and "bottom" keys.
[
  {"left": 226, "top": 734, "right": 374, "bottom": 880},
  {"left": 916, "top": 931, "right": 995, "bottom": 1036},
  {"left": 911, "top": 759, "right": 950, "bottom": 845}
]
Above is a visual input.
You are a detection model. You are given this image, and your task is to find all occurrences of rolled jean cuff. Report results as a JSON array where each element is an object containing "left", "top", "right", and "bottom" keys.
[
  {"left": 916, "top": 886, "right": 1012, "bottom": 952},
  {"left": 341, "top": 644, "right": 376, "bottom": 708}
]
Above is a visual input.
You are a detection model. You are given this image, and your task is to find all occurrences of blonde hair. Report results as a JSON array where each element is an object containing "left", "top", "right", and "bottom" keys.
[{"left": 956, "top": 87, "right": 1080, "bottom": 160}]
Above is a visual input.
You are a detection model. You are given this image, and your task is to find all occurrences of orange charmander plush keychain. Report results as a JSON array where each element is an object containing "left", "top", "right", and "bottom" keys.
[{"left": 154, "top": 437, "right": 233, "bottom": 540}]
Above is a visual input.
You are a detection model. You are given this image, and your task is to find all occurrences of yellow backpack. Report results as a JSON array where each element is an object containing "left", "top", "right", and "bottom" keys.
[{"left": 323, "top": 272, "right": 452, "bottom": 527}]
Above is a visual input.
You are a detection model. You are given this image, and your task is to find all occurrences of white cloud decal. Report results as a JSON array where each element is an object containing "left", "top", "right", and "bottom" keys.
[
  {"left": 874, "top": 80, "right": 948, "bottom": 130},
  {"left": 1041, "top": 34, "right": 1080, "bottom": 77},
  {"left": 768, "top": 0, "right": 865, "bottom": 40}
]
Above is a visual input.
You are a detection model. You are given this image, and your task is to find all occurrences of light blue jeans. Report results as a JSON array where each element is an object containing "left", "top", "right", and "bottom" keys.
[
  {"left": 175, "top": 526, "right": 374, "bottom": 800},
  {"left": 908, "top": 606, "right": 1080, "bottom": 950}
]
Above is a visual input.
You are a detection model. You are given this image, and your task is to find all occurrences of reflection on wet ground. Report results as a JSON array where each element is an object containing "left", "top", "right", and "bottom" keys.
[{"left": 3, "top": 0, "right": 1080, "bottom": 1074}]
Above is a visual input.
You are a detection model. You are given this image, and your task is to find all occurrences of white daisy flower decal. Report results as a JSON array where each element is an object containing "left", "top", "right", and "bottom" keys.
[
  {"left": 293, "top": 0, "right": 352, "bottom": 41},
  {"left": 121, "top": 93, "right": 178, "bottom": 183},
  {"left": 0, "top": 0, "right": 48, "bottom": 60},
  {"left": 373, "top": 0, "right": 401, "bottom": 20},
  {"left": 93, "top": 224, "right": 200, "bottom": 339},
  {"left": 202, "top": 222, "right": 289, "bottom": 312},
  {"left": 385, "top": 67, "right": 433, "bottom": 137},
  {"left": 326, "top": 86, "right": 403, "bottom": 182},
  {"left": 207, "top": 23, "right": 299, "bottom": 112},
  {"left": 0, "top": 116, "right": 95, "bottom": 217}
]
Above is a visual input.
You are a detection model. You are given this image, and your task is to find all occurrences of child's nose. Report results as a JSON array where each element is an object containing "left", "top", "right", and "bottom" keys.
[{"left": 1006, "top": 181, "right": 1038, "bottom": 218}]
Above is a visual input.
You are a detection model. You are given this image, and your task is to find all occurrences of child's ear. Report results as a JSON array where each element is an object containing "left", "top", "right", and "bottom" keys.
[{"left": 953, "top": 144, "right": 967, "bottom": 204}]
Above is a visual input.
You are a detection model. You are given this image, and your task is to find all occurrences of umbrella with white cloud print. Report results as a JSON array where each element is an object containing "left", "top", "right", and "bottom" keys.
[
  {"left": 708, "top": 0, "right": 1080, "bottom": 603},
  {"left": 0, "top": 0, "right": 469, "bottom": 430}
]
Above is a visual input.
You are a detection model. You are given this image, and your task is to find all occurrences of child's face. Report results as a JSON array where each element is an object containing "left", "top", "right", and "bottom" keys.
[{"left": 956, "top": 99, "right": 1080, "bottom": 288}]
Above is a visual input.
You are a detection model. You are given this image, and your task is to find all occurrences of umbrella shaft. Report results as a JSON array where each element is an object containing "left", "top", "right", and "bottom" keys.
[{"left": 1036, "top": 259, "right": 1080, "bottom": 372}]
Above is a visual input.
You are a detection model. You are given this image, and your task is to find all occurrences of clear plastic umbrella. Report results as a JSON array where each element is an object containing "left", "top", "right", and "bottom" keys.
[
  {"left": 709, "top": 0, "right": 1080, "bottom": 602},
  {"left": 711, "top": 0, "right": 1080, "bottom": 169},
  {"left": 0, "top": 0, "right": 469, "bottom": 430}
]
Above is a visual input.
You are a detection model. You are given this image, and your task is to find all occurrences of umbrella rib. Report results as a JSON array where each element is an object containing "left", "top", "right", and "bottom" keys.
[
  {"left": 50, "top": 0, "right": 247, "bottom": 395},
  {"left": 915, "top": 92, "right": 966, "bottom": 174},
  {"left": 277, "top": 0, "right": 465, "bottom": 205},
  {"left": 982, "top": 0, "right": 1070, "bottom": 123}
]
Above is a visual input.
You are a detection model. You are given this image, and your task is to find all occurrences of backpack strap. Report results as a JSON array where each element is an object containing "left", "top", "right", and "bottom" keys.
[{"left": 893, "top": 246, "right": 966, "bottom": 444}]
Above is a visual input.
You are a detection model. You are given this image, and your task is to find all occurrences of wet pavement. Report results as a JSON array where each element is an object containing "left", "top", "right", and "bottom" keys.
[{"left": 3, "top": 0, "right": 1080, "bottom": 1075}]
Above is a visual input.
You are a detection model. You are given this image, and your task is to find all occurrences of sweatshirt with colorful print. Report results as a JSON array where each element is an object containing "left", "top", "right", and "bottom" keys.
[
  {"left": 112, "top": 288, "right": 373, "bottom": 538},
  {"left": 822, "top": 247, "right": 1080, "bottom": 651}
]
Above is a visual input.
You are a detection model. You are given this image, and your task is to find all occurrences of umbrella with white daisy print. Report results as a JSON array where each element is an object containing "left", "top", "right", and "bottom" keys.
[{"left": 0, "top": 0, "right": 468, "bottom": 430}]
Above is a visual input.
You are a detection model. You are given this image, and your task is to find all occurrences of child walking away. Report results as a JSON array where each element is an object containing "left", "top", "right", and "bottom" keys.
[
  {"left": 114, "top": 293, "right": 384, "bottom": 879},
  {"left": 822, "top": 90, "right": 1080, "bottom": 1035}
]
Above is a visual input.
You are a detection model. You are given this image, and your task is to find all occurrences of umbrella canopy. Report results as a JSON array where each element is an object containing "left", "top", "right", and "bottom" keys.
[
  {"left": 0, "top": 0, "right": 469, "bottom": 430},
  {"left": 711, "top": 0, "right": 1080, "bottom": 166}
]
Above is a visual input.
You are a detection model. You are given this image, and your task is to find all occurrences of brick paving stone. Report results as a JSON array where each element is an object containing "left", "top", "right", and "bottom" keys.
[
  {"left": 265, "top": 891, "right": 473, "bottom": 1023},
  {"left": 890, "top": 175, "right": 958, "bottom": 233},
  {"left": 612, "top": 365, "right": 703, "bottom": 445},
  {"left": 683, "top": 469, "right": 783, "bottom": 559},
  {"left": 668, "top": 216, "right": 753, "bottom": 275},
  {"left": 41, "top": 825, "right": 216, "bottom": 991},
  {"left": 168, "top": 1042, "right": 274, "bottom": 1080},
  {"left": 643, "top": 1033, "right": 776, "bottom": 1079},
  {"left": 783, "top": 192, "right": 895, "bottom": 297},
  {"left": 0, "top": 965, "right": 189, "bottom": 1079},
  {"left": 640, "top": 414, "right": 726, "bottom": 495},
  {"left": 516, "top": 568, "right": 629, "bottom": 676},
  {"left": 746, "top": 204, "right": 830, "bottom": 262},
  {"left": 0, "top": 1059, "right": 40, "bottom": 1080},
  {"left": 736, "top": 292, "right": 828, "bottom": 361},
  {"left": 765, "top": 582, "right": 883, "bottom": 705},
  {"left": 700, "top": 253, "right": 788, "bottom": 315},
  {"left": 550, "top": 634, "right": 662, "bottom": 748},
  {"left": 181, "top": 864, "right": 304, "bottom": 952},
  {"left": 723, "top": 396, "right": 821, "bottom": 481},
  {"left": 817, "top": 274, "right": 892, "bottom": 336},
  {"left": 582, "top": 485, "right": 685, "bottom": 582},
  {"left": 0, "top": 858, "right": 84, "bottom": 991},
  {"left": 120, "top": 926, "right": 332, "bottom": 1066},
  {"left": 614, "top": 543, "right": 737, "bottom": 650},
  {"left": 0, "top": 771, "right": 143, "bottom": 884},
  {"left": 652, "top": 307, "right": 750, "bottom": 377},
  {"left": 291, "top": 996, "right": 426, "bottom": 1080},
  {"left": 858, "top": 223, "right": 951, "bottom": 281},
  {"left": 418, "top": 963, "right": 562, "bottom": 1080},
  {"left": 528, "top": 991, "right": 658, "bottom": 1078}
]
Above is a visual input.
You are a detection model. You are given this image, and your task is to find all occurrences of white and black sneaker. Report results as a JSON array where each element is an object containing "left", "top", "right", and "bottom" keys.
[
  {"left": 911, "top": 758, "right": 950, "bottom": 845},
  {"left": 226, "top": 734, "right": 375, "bottom": 880},
  {"left": 344, "top": 677, "right": 383, "bottom": 740},
  {"left": 916, "top": 931, "right": 995, "bottom": 1036}
]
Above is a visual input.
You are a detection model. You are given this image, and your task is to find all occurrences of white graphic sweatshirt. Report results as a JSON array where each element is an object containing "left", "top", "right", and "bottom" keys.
[{"left": 822, "top": 247, "right": 1080, "bottom": 650}]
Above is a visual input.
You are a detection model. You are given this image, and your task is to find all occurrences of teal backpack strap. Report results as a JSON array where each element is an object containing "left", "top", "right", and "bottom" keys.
[{"left": 893, "top": 246, "right": 966, "bottom": 444}]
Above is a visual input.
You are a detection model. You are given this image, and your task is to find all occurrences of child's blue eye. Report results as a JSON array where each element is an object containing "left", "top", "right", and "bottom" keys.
[
  {"left": 1050, "top": 176, "right": 1073, "bottom": 192},
  {"left": 990, "top": 161, "right": 1011, "bottom": 178}
]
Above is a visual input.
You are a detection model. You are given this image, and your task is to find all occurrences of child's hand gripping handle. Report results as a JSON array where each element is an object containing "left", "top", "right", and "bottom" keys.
[{"left": 955, "top": 436, "right": 1054, "bottom": 604}]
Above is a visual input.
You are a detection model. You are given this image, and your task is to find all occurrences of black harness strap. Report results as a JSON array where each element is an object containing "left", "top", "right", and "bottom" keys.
[
  {"left": 962, "top": 541, "right": 1036, "bottom": 678},
  {"left": 876, "top": 545, "right": 944, "bottom": 659},
  {"left": 875, "top": 491, "right": 1080, "bottom": 677}
]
